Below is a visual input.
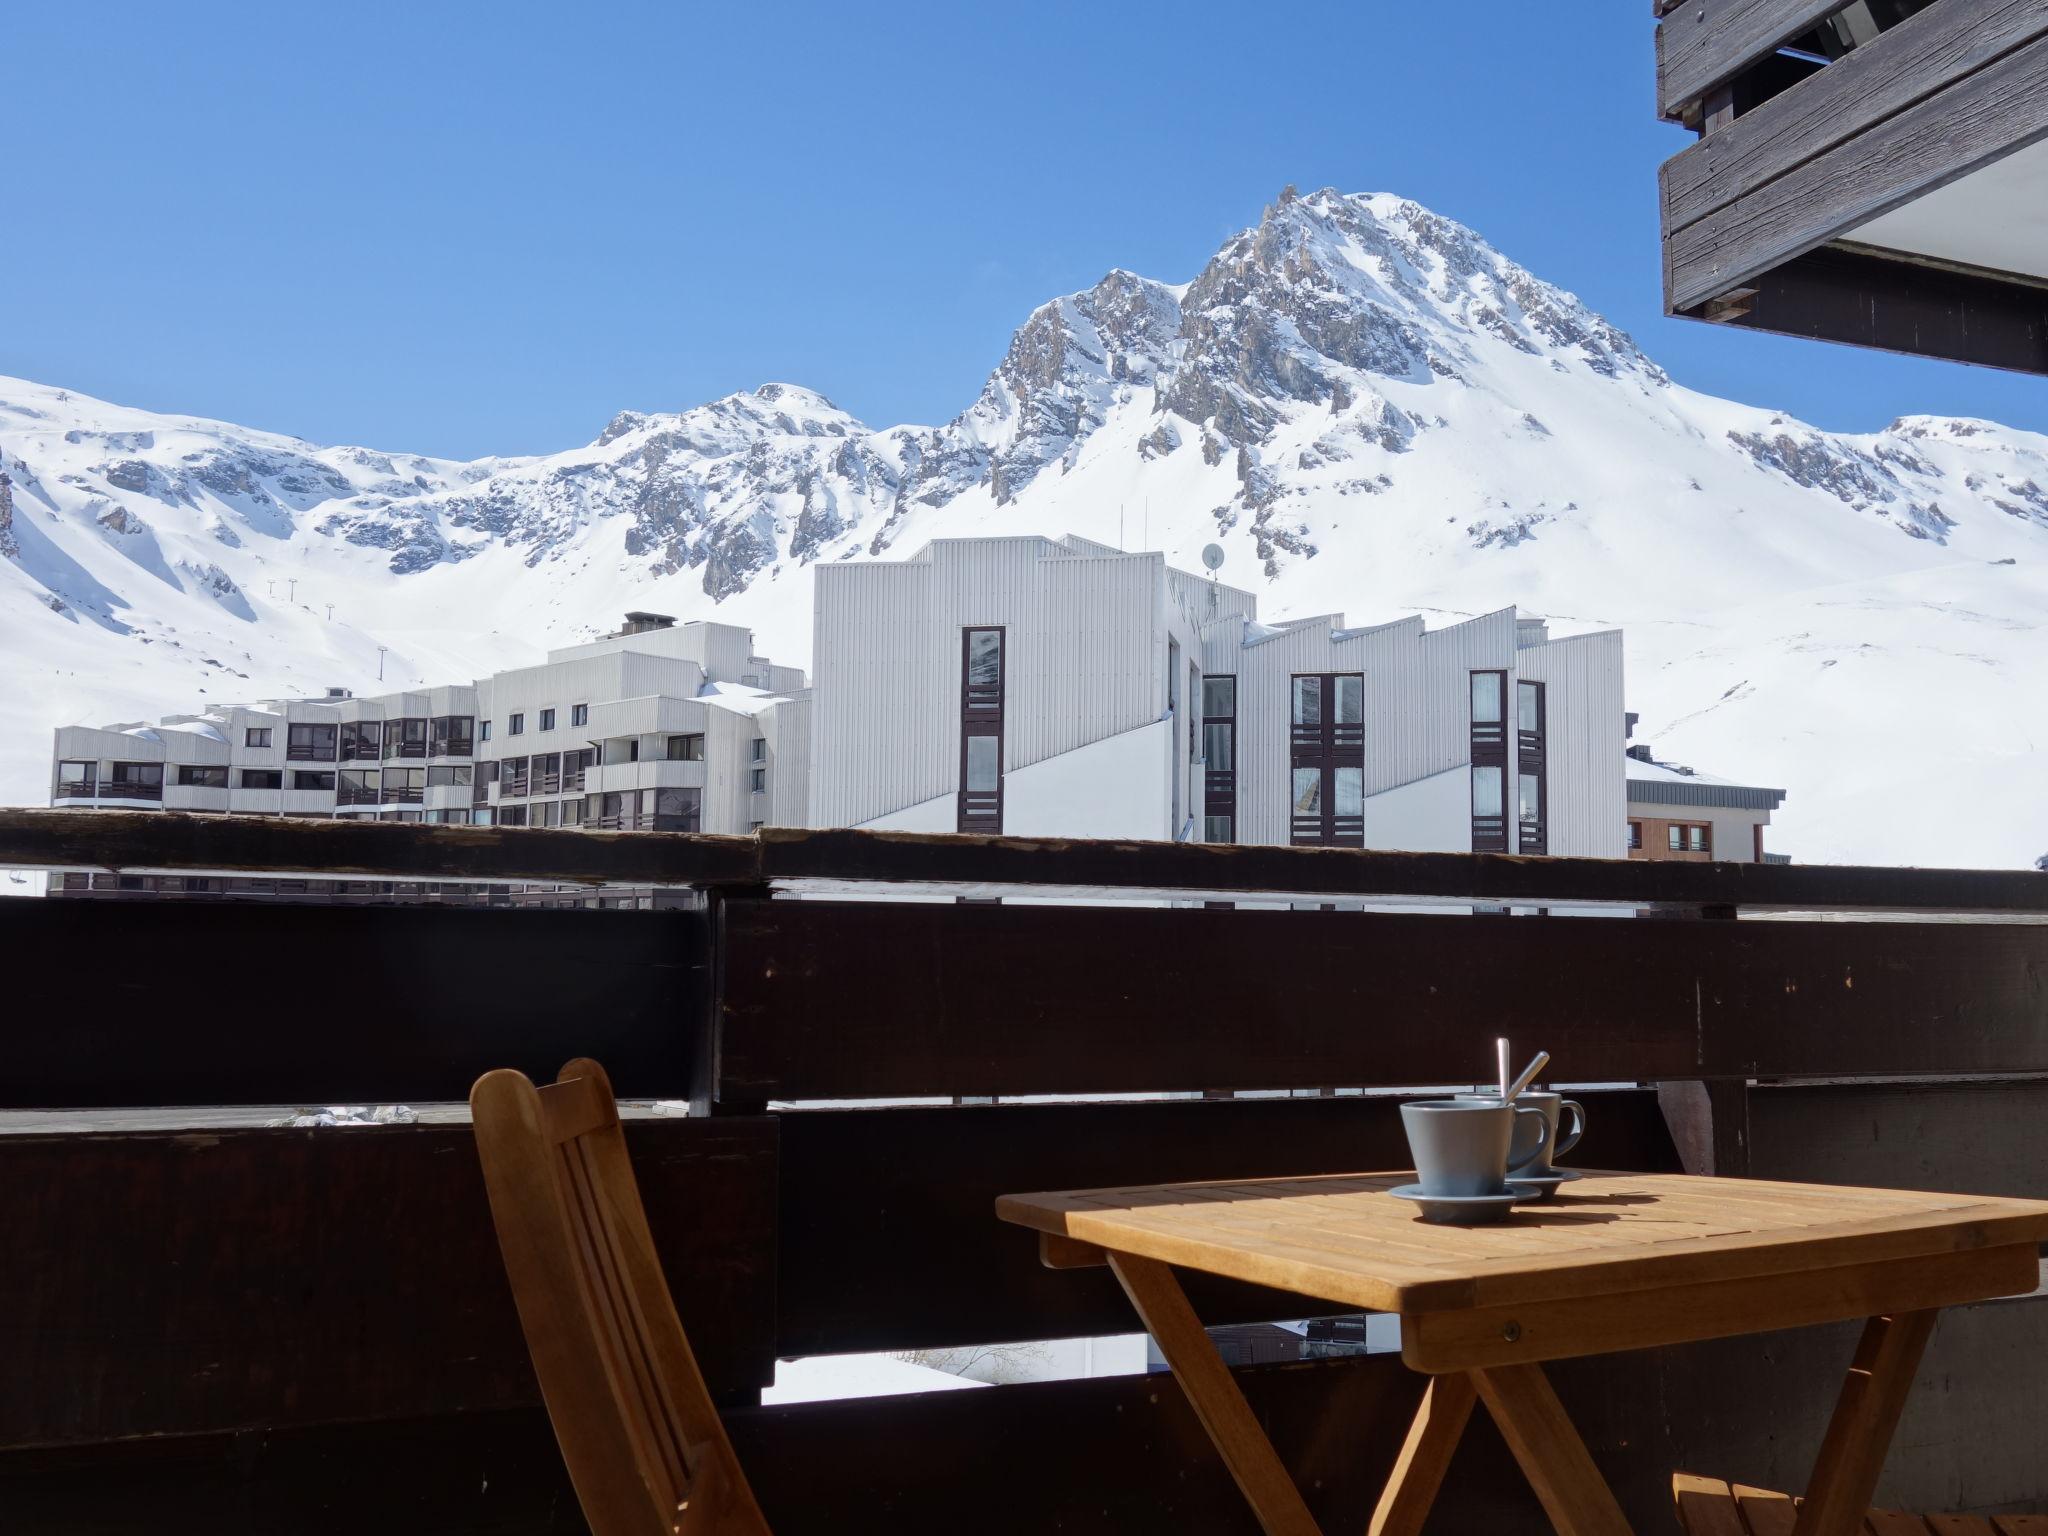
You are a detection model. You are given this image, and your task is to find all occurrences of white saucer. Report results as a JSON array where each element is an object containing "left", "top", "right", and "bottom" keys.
[
  {"left": 1387, "top": 1182, "right": 1526, "bottom": 1224},
  {"left": 1505, "top": 1167, "right": 1584, "bottom": 1202}
]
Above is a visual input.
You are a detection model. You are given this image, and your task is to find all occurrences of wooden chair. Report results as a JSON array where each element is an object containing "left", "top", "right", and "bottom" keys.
[
  {"left": 1674, "top": 1473, "right": 2048, "bottom": 1536},
  {"left": 471, "top": 1059, "right": 772, "bottom": 1536}
]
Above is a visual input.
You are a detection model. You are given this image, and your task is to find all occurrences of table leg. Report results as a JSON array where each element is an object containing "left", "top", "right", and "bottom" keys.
[
  {"left": 1105, "top": 1252, "right": 1323, "bottom": 1536},
  {"left": 1470, "top": 1363, "right": 1634, "bottom": 1536},
  {"left": 1368, "top": 1372, "right": 1477, "bottom": 1536},
  {"left": 1790, "top": 1311, "right": 1938, "bottom": 1536}
]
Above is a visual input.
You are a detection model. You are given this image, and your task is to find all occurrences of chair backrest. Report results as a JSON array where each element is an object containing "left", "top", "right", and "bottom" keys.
[{"left": 471, "top": 1059, "right": 771, "bottom": 1536}]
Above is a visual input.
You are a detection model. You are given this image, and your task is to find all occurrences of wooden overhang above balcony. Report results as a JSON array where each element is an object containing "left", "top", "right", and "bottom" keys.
[{"left": 1655, "top": 0, "right": 2048, "bottom": 373}]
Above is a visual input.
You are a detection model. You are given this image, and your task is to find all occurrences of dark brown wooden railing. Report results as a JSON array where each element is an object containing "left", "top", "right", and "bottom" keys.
[{"left": 1, "top": 808, "right": 2046, "bottom": 1534}]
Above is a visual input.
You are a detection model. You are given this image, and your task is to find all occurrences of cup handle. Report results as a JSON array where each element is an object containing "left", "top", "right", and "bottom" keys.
[
  {"left": 1510, "top": 1105, "right": 1551, "bottom": 1169},
  {"left": 1553, "top": 1099, "right": 1585, "bottom": 1160}
]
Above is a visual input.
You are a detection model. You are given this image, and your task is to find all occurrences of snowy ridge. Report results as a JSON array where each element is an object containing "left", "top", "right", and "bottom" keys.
[{"left": 5, "top": 187, "right": 2046, "bottom": 866}]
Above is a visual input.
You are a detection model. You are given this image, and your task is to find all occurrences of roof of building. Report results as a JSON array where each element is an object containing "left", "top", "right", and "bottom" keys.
[{"left": 1625, "top": 751, "right": 1786, "bottom": 811}]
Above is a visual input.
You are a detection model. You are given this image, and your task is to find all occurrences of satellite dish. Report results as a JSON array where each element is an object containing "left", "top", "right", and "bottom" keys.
[{"left": 1201, "top": 543, "right": 1226, "bottom": 572}]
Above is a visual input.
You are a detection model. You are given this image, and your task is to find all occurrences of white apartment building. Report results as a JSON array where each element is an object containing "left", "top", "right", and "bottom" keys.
[
  {"left": 811, "top": 535, "right": 1627, "bottom": 856},
  {"left": 50, "top": 614, "right": 810, "bottom": 837}
]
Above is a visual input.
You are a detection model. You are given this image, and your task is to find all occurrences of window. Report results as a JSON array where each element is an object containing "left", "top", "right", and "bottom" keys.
[
  {"left": 571, "top": 703, "right": 588, "bottom": 727},
  {"left": 1516, "top": 680, "right": 1547, "bottom": 855},
  {"left": 338, "top": 769, "right": 379, "bottom": 806},
  {"left": 499, "top": 804, "right": 528, "bottom": 827},
  {"left": 107, "top": 762, "right": 165, "bottom": 799},
  {"left": 563, "top": 748, "right": 591, "bottom": 791},
  {"left": 1628, "top": 820, "right": 1643, "bottom": 850},
  {"left": 425, "top": 764, "right": 473, "bottom": 787},
  {"left": 750, "top": 737, "right": 766, "bottom": 763},
  {"left": 1468, "top": 672, "right": 1507, "bottom": 851},
  {"left": 535, "top": 752, "right": 561, "bottom": 794},
  {"left": 1668, "top": 823, "right": 1711, "bottom": 854},
  {"left": 245, "top": 727, "right": 272, "bottom": 749},
  {"left": 429, "top": 715, "right": 474, "bottom": 756},
  {"left": 501, "top": 756, "right": 530, "bottom": 797},
  {"left": 651, "top": 787, "right": 701, "bottom": 833},
  {"left": 340, "top": 721, "right": 380, "bottom": 761},
  {"left": 666, "top": 734, "right": 704, "bottom": 762},
  {"left": 539, "top": 708, "right": 555, "bottom": 732},
  {"left": 534, "top": 799, "right": 559, "bottom": 828},
  {"left": 383, "top": 717, "right": 427, "bottom": 760},
  {"left": 1289, "top": 674, "right": 1363, "bottom": 846},
  {"left": 292, "top": 770, "right": 337, "bottom": 791},
  {"left": 239, "top": 768, "right": 283, "bottom": 789},
  {"left": 508, "top": 713, "right": 525, "bottom": 736},
  {"left": 481, "top": 720, "right": 492, "bottom": 742},
  {"left": 1202, "top": 675, "right": 1236, "bottom": 843},
  {"left": 561, "top": 796, "right": 584, "bottom": 826},
  {"left": 959, "top": 628, "right": 1005, "bottom": 833},
  {"left": 56, "top": 760, "right": 96, "bottom": 795},
  {"left": 750, "top": 767, "right": 767, "bottom": 793},
  {"left": 176, "top": 764, "right": 228, "bottom": 788},
  {"left": 286, "top": 722, "right": 338, "bottom": 761}
]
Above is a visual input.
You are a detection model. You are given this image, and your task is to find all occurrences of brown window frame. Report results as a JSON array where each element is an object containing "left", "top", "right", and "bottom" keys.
[
  {"left": 1469, "top": 671, "right": 1507, "bottom": 852},
  {"left": 1516, "top": 679, "right": 1547, "bottom": 855},
  {"left": 1289, "top": 673, "right": 1364, "bottom": 847},
  {"left": 1202, "top": 675, "right": 1236, "bottom": 844},
  {"left": 958, "top": 626, "right": 1005, "bottom": 834}
]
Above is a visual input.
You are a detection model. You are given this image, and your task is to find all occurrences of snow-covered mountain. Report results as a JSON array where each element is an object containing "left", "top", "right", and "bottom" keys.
[{"left": 6, "top": 187, "right": 2046, "bottom": 868}]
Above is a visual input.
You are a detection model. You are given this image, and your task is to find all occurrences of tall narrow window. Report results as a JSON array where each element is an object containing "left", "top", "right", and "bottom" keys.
[
  {"left": 1517, "top": 679, "right": 1547, "bottom": 855},
  {"left": 958, "top": 627, "right": 1004, "bottom": 833},
  {"left": 1202, "top": 676, "right": 1236, "bottom": 843},
  {"left": 1469, "top": 672, "right": 1507, "bottom": 851},
  {"left": 1289, "top": 673, "right": 1364, "bottom": 846}
]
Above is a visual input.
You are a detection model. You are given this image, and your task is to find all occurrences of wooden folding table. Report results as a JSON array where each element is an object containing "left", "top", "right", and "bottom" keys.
[{"left": 996, "top": 1171, "right": 2048, "bottom": 1536}]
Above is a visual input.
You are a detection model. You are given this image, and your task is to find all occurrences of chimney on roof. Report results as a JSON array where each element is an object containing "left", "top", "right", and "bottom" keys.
[
  {"left": 1625, "top": 710, "right": 1640, "bottom": 740},
  {"left": 1515, "top": 615, "right": 1549, "bottom": 648},
  {"left": 618, "top": 611, "right": 677, "bottom": 636},
  {"left": 1626, "top": 744, "right": 1654, "bottom": 763}
]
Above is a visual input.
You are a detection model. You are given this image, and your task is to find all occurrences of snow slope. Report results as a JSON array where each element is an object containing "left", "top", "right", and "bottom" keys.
[{"left": 5, "top": 187, "right": 2045, "bottom": 867}]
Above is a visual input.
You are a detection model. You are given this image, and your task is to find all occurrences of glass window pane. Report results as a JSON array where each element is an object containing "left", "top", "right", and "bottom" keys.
[
  {"left": 1335, "top": 676, "right": 1363, "bottom": 725},
  {"left": 1519, "top": 772, "right": 1540, "bottom": 821},
  {"left": 1334, "top": 766, "right": 1363, "bottom": 817},
  {"left": 1518, "top": 681, "right": 1541, "bottom": 733},
  {"left": 967, "top": 629, "right": 1001, "bottom": 688},
  {"left": 1668, "top": 826, "right": 1684, "bottom": 851},
  {"left": 966, "top": 734, "right": 999, "bottom": 790},
  {"left": 1471, "top": 673, "right": 1502, "bottom": 723},
  {"left": 1203, "top": 814, "right": 1233, "bottom": 843},
  {"left": 1292, "top": 766, "right": 1322, "bottom": 814},
  {"left": 1292, "top": 677, "right": 1321, "bottom": 726},
  {"left": 1202, "top": 723, "right": 1233, "bottom": 771},
  {"left": 1471, "top": 764, "right": 1503, "bottom": 816},
  {"left": 1202, "top": 677, "right": 1235, "bottom": 718}
]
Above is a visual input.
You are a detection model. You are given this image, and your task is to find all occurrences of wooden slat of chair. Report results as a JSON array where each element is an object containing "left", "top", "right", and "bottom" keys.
[
  {"left": 1674, "top": 1475, "right": 2048, "bottom": 1536},
  {"left": 473, "top": 1059, "right": 772, "bottom": 1536}
]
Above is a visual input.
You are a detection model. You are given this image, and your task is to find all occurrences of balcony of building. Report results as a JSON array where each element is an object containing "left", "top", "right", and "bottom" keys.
[{"left": 2, "top": 811, "right": 2047, "bottom": 1534}]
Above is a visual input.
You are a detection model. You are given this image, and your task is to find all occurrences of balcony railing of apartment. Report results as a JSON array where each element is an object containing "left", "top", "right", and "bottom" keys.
[
  {"left": 53, "top": 780, "right": 97, "bottom": 798},
  {"left": 98, "top": 781, "right": 163, "bottom": 802},
  {"left": 2, "top": 809, "right": 2047, "bottom": 1534}
]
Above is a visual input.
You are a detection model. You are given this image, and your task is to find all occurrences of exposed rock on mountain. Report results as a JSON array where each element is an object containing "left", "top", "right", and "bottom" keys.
[{"left": 4, "top": 188, "right": 2046, "bottom": 868}]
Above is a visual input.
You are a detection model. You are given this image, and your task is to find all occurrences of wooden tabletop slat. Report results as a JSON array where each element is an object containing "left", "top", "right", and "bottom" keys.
[{"left": 996, "top": 1172, "right": 2048, "bottom": 1314}]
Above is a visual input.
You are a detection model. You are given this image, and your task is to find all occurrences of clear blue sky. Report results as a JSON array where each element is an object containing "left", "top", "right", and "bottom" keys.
[{"left": 6, "top": 2, "right": 2041, "bottom": 460}]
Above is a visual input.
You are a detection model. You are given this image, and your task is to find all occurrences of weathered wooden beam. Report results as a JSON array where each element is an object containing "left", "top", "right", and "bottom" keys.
[
  {"left": 0, "top": 898, "right": 705, "bottom": 1107},
  {"left": 1666, "top": 30, "right": 2048, "bottom": 314},
  {"left": 1661, "top": 0, "right": 2048, "bottom": 233},
  {"left": 1656, "top": 0, "right": 1843, "bottom": 121},
  {"left": 717, "top": 900, "right": 2048, "bottom": 1104},
  {"left": 0, "top": 1118, "right": 779, "bottom": 1450},
  {"left": 1712, "top": 242, "right": 2048, "bottom": 374},
  {"left": 6, "top": 809, "right": 2048, "bottom": 915},
  {"left": 1656, "top": 1078, "right": 1752, "bottom": 1177}
]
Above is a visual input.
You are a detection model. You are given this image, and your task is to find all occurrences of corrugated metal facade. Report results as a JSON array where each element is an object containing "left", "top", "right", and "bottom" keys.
[
  {"left": 1517, "top": 630, "right": 1627, "bottom": 857},
  {"left": 811, "top": 538, "right": 1182, "bottom": 828}
]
